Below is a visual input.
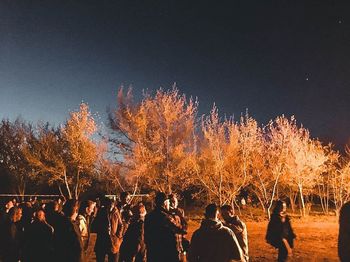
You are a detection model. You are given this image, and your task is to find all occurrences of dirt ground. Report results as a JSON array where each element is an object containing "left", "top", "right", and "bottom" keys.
[{"left": 88, "top": 216, "right": 340, "bottom": 262}]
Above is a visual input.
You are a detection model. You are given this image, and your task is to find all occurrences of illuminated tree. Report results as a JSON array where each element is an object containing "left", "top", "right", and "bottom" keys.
[
  {"left": 191, "top": 108, "right": 256, "bottom": 206},
  {"left": 329, "top": 149, "right": 350, "bottom": 215},
  {"left": 110, "top": 87, "right": 197, "bottom": 194},
  {"left": 285, "top": 134, "right": 327, "bottom": 216},
  {"left": 252, "top": 116, "right": 297, "bottom": 218},
  {"left": 316, "top": 146, "right": 339, "bottom": 214},
  {"left": 25, "top": 103, "right": 99, "bottom": 199}
]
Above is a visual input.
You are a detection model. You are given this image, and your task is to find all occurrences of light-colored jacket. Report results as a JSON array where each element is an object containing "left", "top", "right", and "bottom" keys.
[{"left": 224, "top": 216, "right": 249, "bottom": 262}]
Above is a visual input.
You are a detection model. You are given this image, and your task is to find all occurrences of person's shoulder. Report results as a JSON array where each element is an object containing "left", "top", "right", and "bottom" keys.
[
  {"left": 218, "top": 222, "right": 234, "bottom": 235},
  {"left": 77, "top": 214, "right": 85, "bottom": 221},
  {"left": 190, "top": 227, "right": 201, "bottom": 240}
]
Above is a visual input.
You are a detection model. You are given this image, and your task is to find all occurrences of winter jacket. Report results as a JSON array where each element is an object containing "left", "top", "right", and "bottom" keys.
[
  {"left": 119, "top": 217, "right": 146, "bottom": 262},
  {"left": 1, "top": 220, "right": 22, "bottom": 262},
  {"left": 144, "top": 207, "right": 185, "bottom": 262},
  {"left": 266, "top": 213, "right": 296, "bottom": 249},
  {"left": 94, "top": 206, "right": 123, "bottom": 254},
  {"left": 53, "top": 216, "right": 84, "bottom": 262},
  {"left": 339, "top": 202, "right": 350, "bottom": 262},
  {"left": 188, "top": 219, "right": 245, "bottom": 262},
  {"left": 224, "top": 216, "right": 249, "bottom": 261},
  {"left": 23, "top": 220, "right": 54, "bottom": 262}
]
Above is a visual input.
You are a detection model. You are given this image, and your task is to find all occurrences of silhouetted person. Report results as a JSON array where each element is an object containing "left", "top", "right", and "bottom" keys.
[
  {"left": 119, "top": 202, "right": 147, "bottom": 262},
  {"left": 188, "top": 203, "right": 244, "bottom": 262},
  {"left": 221, "top": 205, "right": 249, "bottom": 261},
  {"left": 144, "top": 192, "right": 186, "bottom": 262},
  {"left": 117, "top": 191, "right": 133, "bottom": 236},
  {"left": 45, "top": 200, "right": 64, "bottom": 231},
  {"left": 169, "top": 193, "right": 188, "bottom": 261},
  {"left": 54, "top": 199, "right": 84, "bottom": 262},
  {"left": 77, "top": 200, "right": 96, "bottom": 252},
  {"left": 0, "top": 200, "right": 14, "bottom": 259},
  {"left": 338, "top": 201, "right": 350, "bottom": 261},
  {"left": 93, "top": 197, "right": 123, "bottom": 262},
  {"left": 23, "top": 209, "right": 54, "bottom": 262},
  {"left": 266, "top": 200, "right": 296, "bottom": 262},
  {"left": 1, "top": 206, "right": 23, "bottom": 262},
  {"left": 18, "top": 202, "right": 33, "bottom": 233},
  {"left": 0, "top": 200, "right": 14, "bottom": 223}
]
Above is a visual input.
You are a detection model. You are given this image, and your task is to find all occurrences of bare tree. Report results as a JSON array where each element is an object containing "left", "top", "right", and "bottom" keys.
[{"left": 110, "top": 87, "right": 198, "bottom": 194}]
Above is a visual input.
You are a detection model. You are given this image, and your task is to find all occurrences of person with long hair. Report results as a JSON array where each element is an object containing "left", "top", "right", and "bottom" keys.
[{"left": 266, "top": 200, "right": 296, "bottom": 262}]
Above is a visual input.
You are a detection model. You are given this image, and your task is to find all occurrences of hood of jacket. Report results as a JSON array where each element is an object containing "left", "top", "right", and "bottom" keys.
[{"left": 200, "top": 219, "right": 224, "bottom": 232}]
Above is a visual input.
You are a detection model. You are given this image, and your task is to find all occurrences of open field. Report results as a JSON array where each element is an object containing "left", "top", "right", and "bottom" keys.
[{"left": 88, "top": 215, "right": 340, "bottom": 261}]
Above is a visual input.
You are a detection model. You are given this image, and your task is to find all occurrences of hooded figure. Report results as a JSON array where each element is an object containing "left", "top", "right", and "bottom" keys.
[{"left": 188, "top": 204, "right": 244, "bottom": 262}]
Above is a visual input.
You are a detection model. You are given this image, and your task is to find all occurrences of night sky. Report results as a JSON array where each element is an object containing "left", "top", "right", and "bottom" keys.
[{"left": 1, "top": 1, "right": 350, "bottom": 148}]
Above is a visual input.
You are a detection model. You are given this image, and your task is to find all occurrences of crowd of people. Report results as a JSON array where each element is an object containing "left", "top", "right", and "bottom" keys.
[{"left": 0, "top": 192, "right": 299, "bottom": 262}]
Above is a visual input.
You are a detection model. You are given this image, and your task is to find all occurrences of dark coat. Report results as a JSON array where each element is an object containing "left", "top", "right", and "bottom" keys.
[
  {"left": 1, "top": 220, "right": 23, "bottom": 262},
  {"left": 93, "top": 206, "right": 123, "bottom": 255},
  {"left": 119, "top": 218, "right": 146, "bottom": 262},
  {"left": 53, "top": 216, "right": 84, "bottom": 262},
  {"left": 266, "top": 213, "right": 296, "bottom": 249},
  {"left": 188, "top": 219, "right": 244, "bottom": 262},
  {"left": 23, "top": 220, "right": 54, "bottom": 262},
  {"left": 339, "top": 202, "right": 350, "bottom": 262},
  {"left": 144, "top": 207, "right": 185, "bottom": 262}
]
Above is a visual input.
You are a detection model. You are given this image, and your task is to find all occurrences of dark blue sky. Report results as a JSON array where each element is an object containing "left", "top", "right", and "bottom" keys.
[{"left": 1, "top": 1, "right": 350, "bottom": 148}]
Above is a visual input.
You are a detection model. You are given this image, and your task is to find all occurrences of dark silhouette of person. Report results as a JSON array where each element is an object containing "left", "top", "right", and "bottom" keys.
[
  {"left": 221, "top": 204, "right": 249, "bottom": 261},
  {"left": 53, "top": 199, "right": 84, "bottom": 262},
  {"left": 22, "top": 209, "right": 54, "bottom": 262},
  {"left": 338, "top": 201, "right": 350, "bottom": 261},
  {"left": 77, "top": 200, "right": 96, "bottom": 252},
  {"left": 144, "top": 192, "right": 186, "bottom": 262},
  {"left": 1, "top": 206, "right": 23, "bottom": 262},
  {"left": 117, "top": 191, "right": 133, "bottom": 236},
  {"left": 169, "top": 193, "right": 188, "bottom": 261},
  {"left": 119, "top": 202, "right": 147, "bottom": 262},
  {"left": 93, "top": 197, "right": 123, "bottom": 262},
  {"left": 266, "top": 200, "right": 296, "bottom": 262},
  {"left": 188, "top": 203, "right": 244, "bottom": 262}
]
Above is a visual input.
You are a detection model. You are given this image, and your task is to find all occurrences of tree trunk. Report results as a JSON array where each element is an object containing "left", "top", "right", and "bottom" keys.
[
  {"left": 288, "top": 189, "right": 297, "bottom": 213},
  {"left": 299, "top": 184, "right": 306, "bottom": 217},
  {"left": 63, "top": 170, "right": 72, "bottom": 199}
]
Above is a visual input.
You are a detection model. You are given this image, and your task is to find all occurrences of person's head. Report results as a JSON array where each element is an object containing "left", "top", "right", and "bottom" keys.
[
  {"left": 120, "top": 192, "right": 130, "bottom": 205},
  {"left": 79, "top": 200, "right": 96, "bottom": 216},
  {"left": 132, "top": 202, "right": 147, "bottom": 219},
  {"left": 272, "top": 200, "right": 287, "bottom": 215},
  {"left": 9, "top": 206, "right": 22, "bottom": 222},
  {"left": 62, "top": 199, "right": 80, "bottom": 221},
  {"left": 36, "top": 209, "right": 46, "bottom": 222},
  {"left": 220, "top": 205, "right": 234, "bottom": 222},
  {"left": 205, "top": 203, "right": 219, "bottom": 220},
  {"left": 169, "top": 194, "right": 179, "bottom": 209},
  {"left": 101, "top": 197, "right": 115, "bottom": 211},
  {"left": 155, "top": 192, "right": 170, "bottom": 210},
  {"left": 45, "top": 201, "right": 60, "bottom": 213},
  {"left": 5, "top": 200, "right": 14, "bottom": 212}
]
